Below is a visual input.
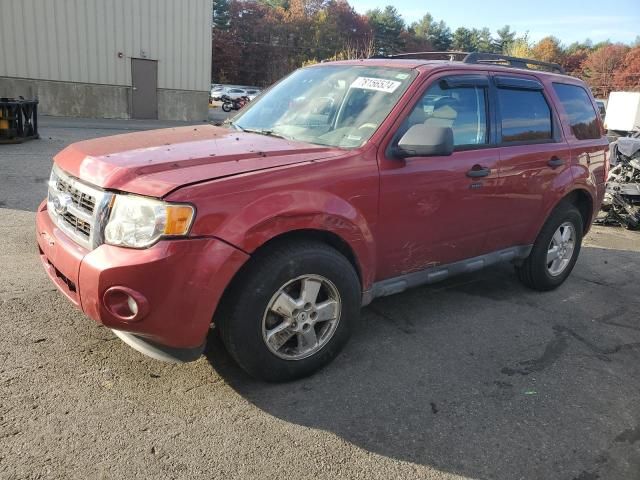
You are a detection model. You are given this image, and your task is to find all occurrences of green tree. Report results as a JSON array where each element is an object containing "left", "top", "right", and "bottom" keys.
[
  {"left": 566, "top": 40, "right": 593, "bottom": 55},
  {"left": 451, "top": 27, "right": 475, "bottom": 51},
  {"left": 473, "top": 27, "right": 493, "bottom": 52},
  {"left": 494, "top": 25, "right": 515, "bottom": 53},
  {"left": 366, "top": 6, "right": 405, "bottom": 55},
  {"left": 212, "top": 0, "right": 231, "bottom": 29},
  {"left": 410, "top": 13, "right": 452, "bottom": 51}
]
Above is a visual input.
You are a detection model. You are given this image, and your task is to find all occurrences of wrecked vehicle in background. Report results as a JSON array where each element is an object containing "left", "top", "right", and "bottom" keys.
[{"left": 597, "top": 135, "right": 640, "bottom": 230}]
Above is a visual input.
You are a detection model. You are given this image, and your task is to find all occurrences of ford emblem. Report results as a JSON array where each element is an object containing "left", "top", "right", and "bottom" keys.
[{"left": 52, "top": 192, "right": 73, "bottom": 215}]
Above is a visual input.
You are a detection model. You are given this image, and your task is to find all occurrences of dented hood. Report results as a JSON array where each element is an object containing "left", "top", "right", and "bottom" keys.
[{"left": 53, "top": 125, "right": 344, "bottom": 197}]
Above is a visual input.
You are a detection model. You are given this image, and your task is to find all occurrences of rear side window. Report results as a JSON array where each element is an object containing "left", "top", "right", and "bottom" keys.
[
  {"left": 552, "top": 83, "right": 600, "bottom": 140},
  {"left": 497, "top": 88, "right": 552, "bottom": 143}
]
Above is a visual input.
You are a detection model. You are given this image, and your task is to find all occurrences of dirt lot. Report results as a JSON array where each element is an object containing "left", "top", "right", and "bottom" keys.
[{"left": 1, "top": 118, "right": 639, "bottom": 479}]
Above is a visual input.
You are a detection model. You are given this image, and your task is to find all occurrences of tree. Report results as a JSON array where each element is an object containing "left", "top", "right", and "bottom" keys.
[
  {"left": 561, "top": 49, "right": 589, "bottom": 75},
  {"left": 474, "top": 27, "right": 493, "bottom": 53},
  {"left": 582, "top": 44, "right": 630, "bottom": 98},
  {"left": 313, "top": 0, "right": 372, "bottom": 59},
  {"left": 531, "top": 36, "right": 563, "bottom": 64},
  {"left": 505, "top": 34, "right": 532, "bottom": 59},
  {"left": 366, "top": 6, "right": 405, "bottom": 55},
  {"left": 613, "top": 47, "right": 640, "bottom": 91},
  {"left": 212, "top": 0, "right": 231, "bottom": 29},
  {"left": 451, "top": 27, "right": 475, "bottom": 52},
  {"left": 494, "top": 25, "right": 515, "bottom": 53},
  {"left": 565, "top": 40, "right": 592, "bottom": 55},
  {"left": 410, "top": 13, "right": 452, "bottom": 51}
]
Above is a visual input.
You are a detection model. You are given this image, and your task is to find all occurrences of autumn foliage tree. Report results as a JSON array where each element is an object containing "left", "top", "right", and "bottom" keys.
[
  {"left": 581, "top": 44, "right": 630, "bottom": 98},
  {"left": 614, "top": 48, "right": 640, "bottom": 90},
  {"left": 531, "top": 36, "right": 563, "bottom": 64},
  {"left": 211, "top": 0, "right": 640, "bottom": 98}
]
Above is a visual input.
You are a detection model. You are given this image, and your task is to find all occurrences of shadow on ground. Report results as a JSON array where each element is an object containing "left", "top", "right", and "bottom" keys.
[{"left": 206, "top": 246, "right": 640, "bottom": 480}]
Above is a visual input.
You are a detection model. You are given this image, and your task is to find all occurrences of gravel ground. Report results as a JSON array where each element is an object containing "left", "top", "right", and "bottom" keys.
[{"left": 1, "top": 118, "right": 639, "bottom": 479}]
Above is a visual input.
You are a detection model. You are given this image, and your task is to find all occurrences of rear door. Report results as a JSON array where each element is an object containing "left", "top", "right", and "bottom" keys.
[
  {"left": 550, "top": 82, "right": 608, "bottom": 198},
  {"left": 485, "top": 74, "right": 572, "bottom": 251}
]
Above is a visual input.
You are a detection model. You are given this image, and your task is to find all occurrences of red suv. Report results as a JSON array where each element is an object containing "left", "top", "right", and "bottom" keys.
[{"left": 37, "top": 53, "right": 608, "bottom": 381}]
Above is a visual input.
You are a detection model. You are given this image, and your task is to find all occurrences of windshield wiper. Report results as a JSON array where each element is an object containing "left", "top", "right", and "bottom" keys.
[{"left": 238, "top": 127, "right": 290, "bottom": 140}]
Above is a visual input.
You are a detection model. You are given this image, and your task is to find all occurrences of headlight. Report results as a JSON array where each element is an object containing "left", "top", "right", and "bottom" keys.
[{"left": 104, "top": 194, "right": 195, "bottom": 248}]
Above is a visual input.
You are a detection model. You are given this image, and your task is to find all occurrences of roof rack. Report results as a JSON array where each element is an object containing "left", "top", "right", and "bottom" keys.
[{"left": 369, "top": 51, "right": 566, "bottom": 75}]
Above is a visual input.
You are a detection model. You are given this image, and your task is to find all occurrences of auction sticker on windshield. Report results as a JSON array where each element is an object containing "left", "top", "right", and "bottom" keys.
[{"left": 351, "top": 77, "right": 401, "bottom": 93}]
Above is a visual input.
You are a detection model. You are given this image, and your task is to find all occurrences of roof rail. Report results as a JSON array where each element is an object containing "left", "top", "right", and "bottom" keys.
[{"left": 369, "top": 51, "right": 566, "bottom": 75}]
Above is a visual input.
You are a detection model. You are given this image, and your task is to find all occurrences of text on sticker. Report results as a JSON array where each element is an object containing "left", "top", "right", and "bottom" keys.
[{"left": 350, "top": 77, "right": 401, "bottom": 93}]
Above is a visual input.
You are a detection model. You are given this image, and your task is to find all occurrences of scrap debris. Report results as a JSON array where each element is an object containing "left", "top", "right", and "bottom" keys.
[{"left": 596, "top": 135, "right": 640, "bottom": 230}]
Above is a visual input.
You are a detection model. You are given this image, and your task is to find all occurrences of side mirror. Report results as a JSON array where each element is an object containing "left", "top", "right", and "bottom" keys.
[{"left": 395, "top": 125, "right": 454, "bottom": 158}]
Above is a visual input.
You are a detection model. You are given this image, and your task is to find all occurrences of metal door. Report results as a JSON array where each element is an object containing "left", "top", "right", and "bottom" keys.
[
  {"left": 376, "top": 72, "right": 501, "bottom": 280},
  {"left": 131, "top": 59, "right": 157, "bottom": 119}
]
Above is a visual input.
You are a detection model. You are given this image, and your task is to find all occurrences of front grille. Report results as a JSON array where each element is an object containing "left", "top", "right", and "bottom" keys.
[
  {"left": 47, "top": 166, "right": 111, "bottom": 250},
  {"left": 56, "top": 177, "right": 96, "bottom": 213},
  {"left": 61, "top": 212, "right": 91, "bottom": 238}
]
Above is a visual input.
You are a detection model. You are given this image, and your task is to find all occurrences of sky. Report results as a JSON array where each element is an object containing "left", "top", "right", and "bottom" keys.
[{"left": 348, "top": 0, "right": 640, "bottom": 45}]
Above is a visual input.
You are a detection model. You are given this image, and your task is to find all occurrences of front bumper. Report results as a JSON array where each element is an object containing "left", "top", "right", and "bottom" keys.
[{"left": 36, "top": 200, "right": 249, "bottom": 358}]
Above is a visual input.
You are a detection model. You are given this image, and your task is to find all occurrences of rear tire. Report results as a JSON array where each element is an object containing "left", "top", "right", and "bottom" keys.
[
  {"left": 216, "top": 241, "right": 361, "bottom": 382},
  {"left": 222, "top": 102, "right": 233, "bottom": 112},
  {"left": 516, "top": 202, "right": 583, "bottom": 291}
]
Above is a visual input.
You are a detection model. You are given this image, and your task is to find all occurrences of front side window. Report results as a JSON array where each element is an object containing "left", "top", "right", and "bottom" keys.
[
  {"left": 232, "top": 66, "right": 416, "bottom": 149},
  {"left": 399, "top": 80, "right": 488, "bottom": 148},
  {"left": 552, "top": 83, "right": 601, "bottom": 140},
  {"left": 497, "top": 88, "right": 552, "bottom": 143}
]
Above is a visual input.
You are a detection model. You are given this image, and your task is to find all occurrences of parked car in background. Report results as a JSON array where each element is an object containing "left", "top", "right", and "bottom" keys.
[
  {"left": 224, "top": 88, "right": 250, "bottom": 100},
  {"left": 211, "top": 85, "right": 262, "bottom": 101},
  {"left": 245, "top": 89, "right": 262, "bottom": 101},
  {"left": 210, "top": 84, "right": 224, "bottom": 100},
  {"left": 38, "top": 53, "right": 607, "bottom": 381}
]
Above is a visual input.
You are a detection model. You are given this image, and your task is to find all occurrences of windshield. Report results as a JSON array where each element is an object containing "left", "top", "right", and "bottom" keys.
[{"left": 230, "top": 65, "right": 417, "bottom": 148}]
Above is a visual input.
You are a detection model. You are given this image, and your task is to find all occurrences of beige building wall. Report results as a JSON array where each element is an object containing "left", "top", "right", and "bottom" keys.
[{"left": 0, "top": 0, "right": 212, "bottom": 120}]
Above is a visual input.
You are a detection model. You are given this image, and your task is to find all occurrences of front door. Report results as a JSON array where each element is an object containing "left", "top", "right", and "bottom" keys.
[
  {"left": 131, "top": 58, "right": 158, "bottom": 119},
  {"left": 376, "top": 72, "right": 502, "bottom": 281}
]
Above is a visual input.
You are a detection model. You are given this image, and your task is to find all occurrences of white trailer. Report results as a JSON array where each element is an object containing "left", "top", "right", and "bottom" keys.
[{"left": 604, "top": 92, "right": 640, "bottom": 134}]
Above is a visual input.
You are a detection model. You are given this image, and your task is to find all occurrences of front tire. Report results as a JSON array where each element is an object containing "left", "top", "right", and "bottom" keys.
[
  {"left": 216, "top": 241, "right": 361, "bottom": 382},
  {"left": 516, "top": 202, "right": 583, "bottom": 291},
  {"left": 222, "top": 102, "right": 233, "bottom": 112}
]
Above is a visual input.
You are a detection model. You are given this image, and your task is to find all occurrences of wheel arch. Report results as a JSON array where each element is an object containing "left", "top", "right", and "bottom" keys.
[
  {"left": 246, "top": 228, "right": 364, "bottom": 287},
  {"left": 527, "top": 187, "right": 595, "bottom": 246},
  {"left": 562, "top": 188, "right": 594, "bottom": 234},
  {"left": 212, "top": 228, "right": 365, "bottom": 332}
]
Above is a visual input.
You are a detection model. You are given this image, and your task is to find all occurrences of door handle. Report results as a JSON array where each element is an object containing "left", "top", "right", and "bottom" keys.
[
  {"left": 466, "top": 165, "right": 491, "bottom": 178},
  {"left": 548, "top": 156, "right": 565, "bottom": 168}
]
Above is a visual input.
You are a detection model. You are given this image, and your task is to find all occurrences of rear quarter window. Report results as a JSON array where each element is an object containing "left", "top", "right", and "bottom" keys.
[
  {"left": 552, "top": 83, "right": 601, "bottom": 140},
  {"left": 497, "top": 88, "right": 553, "bottom": 143}
]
